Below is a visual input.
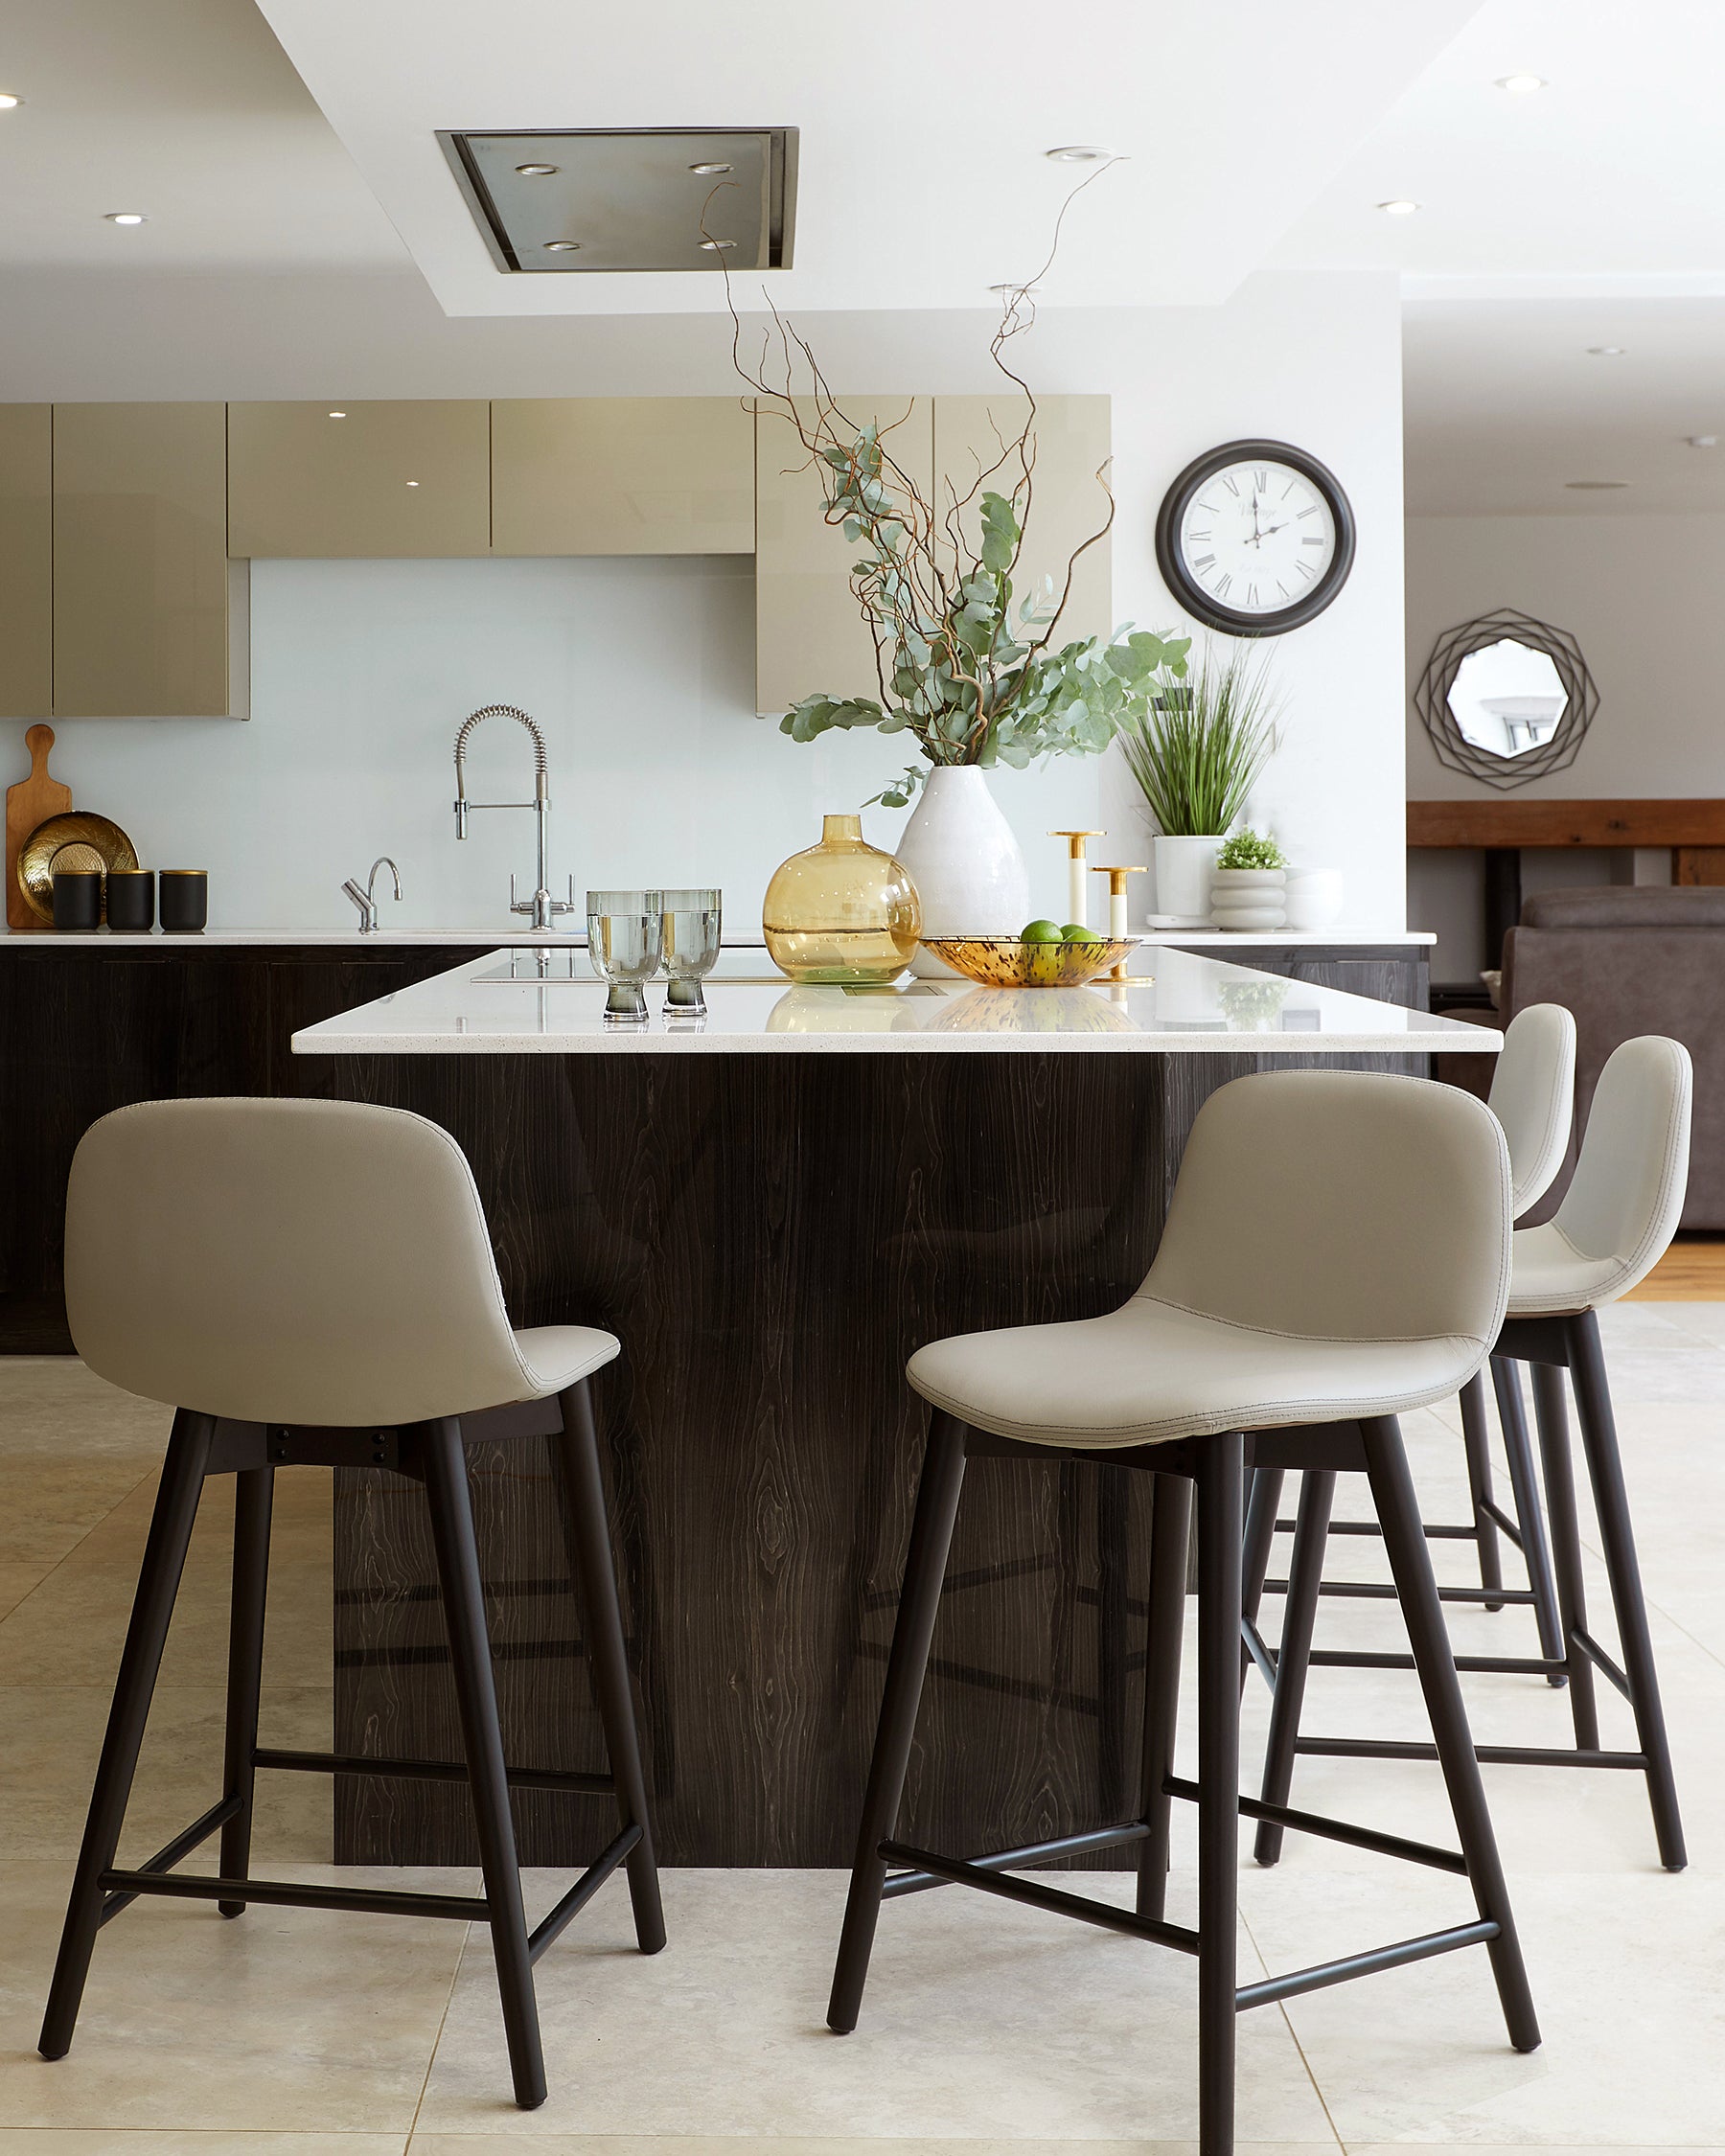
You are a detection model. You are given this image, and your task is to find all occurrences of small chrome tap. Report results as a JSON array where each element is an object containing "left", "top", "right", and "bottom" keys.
[
  {"left": 342, "top": 856, "right": 402, "bottom": 933},
  {"left": 451, "top": 703, "right": 575, "bottom": 933}
]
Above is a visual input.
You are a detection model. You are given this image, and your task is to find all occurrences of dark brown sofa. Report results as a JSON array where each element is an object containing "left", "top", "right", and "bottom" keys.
[{"left": 1503, "top": 884, "right": 1725, "bottom": 1227}]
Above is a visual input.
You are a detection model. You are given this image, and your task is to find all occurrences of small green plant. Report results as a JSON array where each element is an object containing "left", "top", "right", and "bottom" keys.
[
  {"left": 1215, "top": 829, "right": 1285, "bottom": 872},
  {"left": 1116, "top": 640, "right": 1282, "bottom": 837}
]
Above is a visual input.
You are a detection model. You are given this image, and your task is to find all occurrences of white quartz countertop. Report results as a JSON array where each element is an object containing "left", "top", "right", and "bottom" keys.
[
  {"left": 291, "top": 948, "right": 1497, "bottom": 1058},
  {"left": 6, "top": 925, "right": 1434, "bottom": 950}
]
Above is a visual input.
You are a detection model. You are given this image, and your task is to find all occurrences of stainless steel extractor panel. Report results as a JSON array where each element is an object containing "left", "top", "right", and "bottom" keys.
[{"left": 439, "top": 126, "right": 797, "bottom": 273}]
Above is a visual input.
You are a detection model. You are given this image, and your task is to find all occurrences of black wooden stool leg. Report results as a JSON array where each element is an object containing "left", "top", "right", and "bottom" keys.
[
  {"left": 1492, "top": 1359, "right": 1566, "bottom": 1679},
  {"left": 1254, "top": 1469, "right": 1335, "bottom": 1866},
  {"left": 1239, "top": 1464, "right": 1283, "bottom": 1691},
  {"left": 1362, "top": 1415, "right": 1541, "bottom": 2054},
  {"left": 1567, "top": 1314, "right": 1687, "bottom": 1870},
  {"left": 1138, "top": 1472, "right": 1191, "bottom": 1920},
  {"left": 420, "top": 1417, "right": 546, "bottom": 2112},
  {"left": 1530, "top": 1361, "right": 1600, "bottom": 1751},
  {"left": 557, "top": 1379, "right": 667, "bottom": 1953},
  {"left": 828, "top": 1411, "right": 968, "bottom": 2035},
  {"left": 218, "top": 1464, "right": 275, "bottom": 1915},
  {"left": 39, "top": 1411, "right": 215, "bottom": 2060},
  {"left": 1196, "top": 1435, "right": 1244, "bottom": 2156},
  {"left": 1460, "top": 1371, "right": 1506, "bottom": 1612}
]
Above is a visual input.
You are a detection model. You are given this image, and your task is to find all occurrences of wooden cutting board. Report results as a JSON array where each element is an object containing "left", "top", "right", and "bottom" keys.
[{"left": 6, "top": 725, "right": 73, "bottom": 929}]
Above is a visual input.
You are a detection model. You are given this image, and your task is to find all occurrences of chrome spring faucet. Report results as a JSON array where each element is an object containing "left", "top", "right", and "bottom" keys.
[{"left": 451, "top": 704, "right": 575, "bottom": 932}]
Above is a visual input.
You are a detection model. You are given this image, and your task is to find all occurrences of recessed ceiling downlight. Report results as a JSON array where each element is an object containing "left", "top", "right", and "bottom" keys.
[
  {"left": 1377, "top": 199, "right": 1419, "bottom": 216},
  {"left": 328, "top": 410, "right": 347, "bottom": 419},
  {"left": 0, "top": 93, "right": 22, "bottom": 109},
  {"left": 1587, "top": 345, "right": 1625, "bottom": 356},
  {"left": 104, "top": 211, "right": 147, "bottom": 225},
  {"left": 1496, "top": 73, "right": 1548, "bottom": 94},
  {"left": 1044, "top": 144, "right": 1114, "bottom": 163},
  {"left": 1565, "top": 480, "right": 1629, "bottom": 490}
]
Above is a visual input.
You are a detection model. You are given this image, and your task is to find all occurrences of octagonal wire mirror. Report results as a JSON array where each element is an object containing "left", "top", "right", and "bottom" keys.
[{"left": 1415, "top": 608, "right": 1598, "bottom": 791}]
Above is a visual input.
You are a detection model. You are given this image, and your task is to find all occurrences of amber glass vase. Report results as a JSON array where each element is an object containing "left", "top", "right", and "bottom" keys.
[{"left": 762, "top": 814, "right": 922, "bottom": 983}]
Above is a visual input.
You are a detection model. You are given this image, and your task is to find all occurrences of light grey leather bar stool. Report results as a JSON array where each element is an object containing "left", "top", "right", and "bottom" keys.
[
  {"left": 1262, "top": 1036, "right": 1690, "bottom": 1870},
  {"left": 1244, "top": 1004, "right": 1576, "bottom": 1696},
  {"left": 38, "top": 1097, "right": 665, "bottom": 2110},
  {"left": 830, "top": 1070, "right": 1539, "bottom": 2156}
]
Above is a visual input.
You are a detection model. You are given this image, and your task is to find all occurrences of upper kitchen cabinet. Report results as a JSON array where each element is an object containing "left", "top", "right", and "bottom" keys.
[
  {"left": 492, "top": 398, "right": 753, "bottom": 556},
  {"left": 53, "top": 402, "right": 234, "bottom": 719},
  {"left": 227, "top": 401, "right": 491, "bottom": 558},
  {"left": 932, "top": 396, "right": 1113, "bottom": 650},
  {"left": 753, "top": 395, "right": 932, "bottom": 718},
  {"left": 0, "top": 406, "right": 52, "bottom": 719}
]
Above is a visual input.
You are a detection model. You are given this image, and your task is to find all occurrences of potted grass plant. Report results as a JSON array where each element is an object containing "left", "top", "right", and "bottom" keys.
[{"left": 1116, "top": 642, "right": 1281, "bottom": 923}]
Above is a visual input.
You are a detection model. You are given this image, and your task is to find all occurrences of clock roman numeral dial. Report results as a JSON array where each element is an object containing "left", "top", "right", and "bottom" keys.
[{"left": 1174, "top": 453, "right": 1340, "bottom": 619}]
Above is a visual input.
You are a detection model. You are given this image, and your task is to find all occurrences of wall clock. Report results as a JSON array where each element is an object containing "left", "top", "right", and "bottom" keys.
[{"left": 1155, "top": 438, "right": 1355, "bottom": 636}]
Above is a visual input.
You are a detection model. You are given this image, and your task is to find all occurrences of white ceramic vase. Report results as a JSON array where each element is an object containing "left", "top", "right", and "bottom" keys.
[
  {"left": 1152, "top": 834, "right": 1223, "bottom": 924},
  {"left": 894, "top": 765, "right": 1029, "bottom": 975},
  {"left": 1208, "top": 866, "right": 1287, "bottom": 932}
]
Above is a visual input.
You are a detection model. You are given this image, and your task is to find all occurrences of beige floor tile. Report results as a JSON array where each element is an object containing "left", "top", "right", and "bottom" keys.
[
  {"left": 0, "top": 1859, "right": 466, "bottom": 2134},
  {"left": 414, "top": 1869, "right": 1330, "bottom": 2143},
  {"left": 0, "top": 2135, "right": 406, "bottom": 2153},
  {"left": 0, "top": 1684, "right": 333, "bottom": 1861},
  {"left": 1249, "top": 1868, "right": 1725, "bottom": 2145}
]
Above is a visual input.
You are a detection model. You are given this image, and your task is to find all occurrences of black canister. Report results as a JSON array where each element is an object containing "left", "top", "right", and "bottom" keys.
[
  {"left": 105, "top": 868, "right": 155, "bottom": 932},
  {"left": 51, "top": 870, "right": 104, "bottom": 930},
  {"left": 158, "top": 870, "right": 208, "bottom": 932}
]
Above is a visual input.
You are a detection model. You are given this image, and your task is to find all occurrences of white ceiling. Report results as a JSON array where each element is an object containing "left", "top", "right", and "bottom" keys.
[
  {"left": 0, "top": 0, "right": 405, "bottom": 269},
  {"left": 250, "top": 0, "right": 1479, "bottom": 316}
]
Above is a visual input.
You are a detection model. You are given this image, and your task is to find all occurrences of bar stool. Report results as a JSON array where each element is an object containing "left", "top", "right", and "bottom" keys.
[
  {"left": 830, "top": 1069, "right": 1540, "bottom": 2156},
  {"left": 37, "top": 1097, "right": 665, "bottom": 2110},
  {"left": 1260, "top": 1036, "right": 1690, "bottom": 1870},
  {"left": 1244, "top": 1004, "right": 1576, "bottom": 1704}
]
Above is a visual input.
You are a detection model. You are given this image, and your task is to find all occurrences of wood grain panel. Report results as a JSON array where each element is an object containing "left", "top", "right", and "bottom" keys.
[
  {"left": 1673, "top": 846, "right": 1725, "bottom": 886},
  {"left": 1409, "top": 799, "right": 1725, "bottom": 849}
]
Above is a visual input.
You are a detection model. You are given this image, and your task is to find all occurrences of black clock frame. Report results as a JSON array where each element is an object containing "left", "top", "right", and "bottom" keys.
[{"left": 1155, "top": 437, "right": 1356, "bottom": 637}]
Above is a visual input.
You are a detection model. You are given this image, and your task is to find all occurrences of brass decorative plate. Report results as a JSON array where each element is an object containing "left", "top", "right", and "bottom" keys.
[
  {"left": 919, "top": 935, "right": 1140, "bottom": 988},
  {"left": 16, "top": 812, "right": 140, "bottom": 924}
]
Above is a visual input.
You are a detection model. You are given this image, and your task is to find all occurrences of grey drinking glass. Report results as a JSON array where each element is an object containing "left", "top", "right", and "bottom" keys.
[
  {"left": 661, "top": 888, "right": 723, "bottom": 1021},
  {"left": 586, "top": 889, "right": 663, "bottom": 1022}
]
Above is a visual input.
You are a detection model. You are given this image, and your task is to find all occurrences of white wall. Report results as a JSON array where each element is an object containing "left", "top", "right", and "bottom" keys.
[
  {"left": 1406, "top": 510, "right": 1725, "bottom": 973},
  {"left": 2, "top": 270, "right": 1409, "bottom": 934}
]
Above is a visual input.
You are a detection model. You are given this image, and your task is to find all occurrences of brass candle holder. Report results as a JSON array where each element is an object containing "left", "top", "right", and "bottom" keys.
[{"left": 1091, "top": 864, "right": 1147, "bottom": 980}]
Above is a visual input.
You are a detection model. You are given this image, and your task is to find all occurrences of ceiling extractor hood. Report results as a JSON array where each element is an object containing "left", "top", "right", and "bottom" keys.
[{"left": 438, "top": 126, "right": 797, "bottom": 273}]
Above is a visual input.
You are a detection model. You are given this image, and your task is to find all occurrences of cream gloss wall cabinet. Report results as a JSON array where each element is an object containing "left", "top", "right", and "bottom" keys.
[
  {"left": 52, "top": 402, "right": 237, "bottom": 720},
  {"left": 491, "top": 398, "right": 754, "bottom": 556},
  {"left": 0, "top": 405, "right": 52, "bottom": 720},
  {"left": 227, "top": 401, "right": 491, "bottom": 559}
]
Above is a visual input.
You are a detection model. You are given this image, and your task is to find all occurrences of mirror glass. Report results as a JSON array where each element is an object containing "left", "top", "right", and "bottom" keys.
[{"left": 1446, "top": 639, "right": 1569, "bottom": 761}]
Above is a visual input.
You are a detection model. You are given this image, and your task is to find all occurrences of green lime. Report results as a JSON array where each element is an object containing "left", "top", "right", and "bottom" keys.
[
  {"left": 1020, "top": 919, "right": 1063, "bottom": 942},
  {"left": 1060, "top": 923, "right": 1092, "bottom": 941}
]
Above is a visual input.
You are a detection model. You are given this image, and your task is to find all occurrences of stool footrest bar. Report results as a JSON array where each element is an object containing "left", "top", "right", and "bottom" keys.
[
  {"left": 98, "top": 1869, "right": 489, "bottom": 1920},
  {"left": 1304, "top": 1650, "right": 1569, "bottom": 1678},
  {"left": 1264, "top": 1579, "right": 1538, "bottom": 1607},
  {"left": 1274, "top": 1519, "right": 1479, "bottom": 1543},
  {"left": 1236, "top": 1920, "right": 1500, "bottom": 2012},
  {"left": 1480, "top": 1499, "right": 1527, "bottom": 1551},
  {"left": 1295, "top": 1736, "right": 1650, "bottom": 1770},
  {"left": 1162, "top": 1777, "right": 1469, "bottom": 1875},
  {"left": 527, "top": 1824, "right": 641, "bottom": 1962},
  {"left": 1240, "top": 1615, "right": 1277, "bottom": 1690},
  {"left": 253, "top": 1746, "right": 614, "bottom": 1796},
  {"left": 878, "top": 1839, "right": 1197, "bottom": 1954},
  {"left": 1573, "top": 1628, "right": 1633, "bottom": 1701},
  {"left": 884, "top": 1822, "right": 1150, "bottom": 1899},
  {"left": 98, "top": 1795, "right": 242, "bottom": 1927}
]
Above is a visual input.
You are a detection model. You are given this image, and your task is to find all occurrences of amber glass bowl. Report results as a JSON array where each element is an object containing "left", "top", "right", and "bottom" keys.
[{"left": 919, "top": 935, "right": 1138, "bottom": 988}]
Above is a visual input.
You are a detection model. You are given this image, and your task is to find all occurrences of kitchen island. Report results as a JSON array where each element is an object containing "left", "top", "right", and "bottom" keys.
[{"left": 289, "top": 949, "right": 1494, "bottom": 1871}]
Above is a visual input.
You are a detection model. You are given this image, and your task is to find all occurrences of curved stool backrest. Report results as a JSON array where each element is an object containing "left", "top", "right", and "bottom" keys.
[
  {"left": 1541, "top": 1036, "right": 1690, "bottom": 1302},
  {"left": 1489, "top": 1004, "right": 1576, "bottom": 1217},
  {"left": 1139, "top": 1068, "right": 1510, "bottom": 1352},
  {"left": 65, "top": 1096, "right": 534, "bottom": 1427}
]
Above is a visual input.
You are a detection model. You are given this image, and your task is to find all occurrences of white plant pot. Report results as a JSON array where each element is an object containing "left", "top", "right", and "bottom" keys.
[
  {"left": 1283, "top": 870, "right": 1346, "bottom": 930},
  {"left": 1208, "top": 865, "right": 1287, "bottom": 932},
  {"left": 895, "top": 766, "right": 1029, "bottom": 975},
  {"left": 1152, "top": 834, "right": 1223, "bottom": 925}
]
